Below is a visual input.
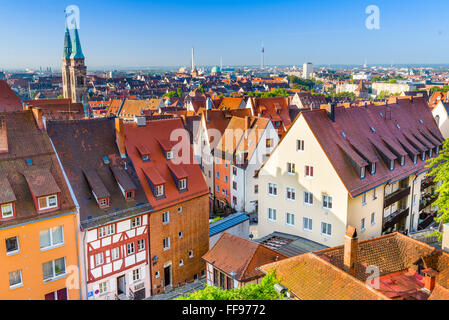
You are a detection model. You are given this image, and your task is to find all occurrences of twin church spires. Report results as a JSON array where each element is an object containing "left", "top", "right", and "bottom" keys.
[{"left": 62, "top": 22, "right": 87, "bottom": 104}]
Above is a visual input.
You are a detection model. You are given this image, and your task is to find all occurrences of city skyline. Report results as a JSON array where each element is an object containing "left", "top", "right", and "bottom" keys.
[{"left": 1, "top": 0, "right": 449, "bottom": 69}]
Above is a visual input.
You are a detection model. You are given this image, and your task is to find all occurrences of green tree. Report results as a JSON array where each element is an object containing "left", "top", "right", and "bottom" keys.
[
  {"left": 247, "top": 88, "right": 289, "bottom": 98},
  {"left": 175, "top": 271, "right": 284, "bottom": 300},
  {"left": 426, "top": 139, "right": 449, "bottom": 241}
]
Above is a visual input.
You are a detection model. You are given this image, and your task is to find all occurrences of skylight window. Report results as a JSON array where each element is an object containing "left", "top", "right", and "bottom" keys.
[
  {"left": 396, "top": 124, "right": 401, "bottom": 130},
  {"left": 419, "top": 119, "right": 424, "bottom": 124},
  {"left": 342, "top": 132, "right": 347, "bottom": 139},
  {"left": 380, "top": 112, "right": 384, "bottom": 118},
  {"left": 370, "top": 127, "right": 376, "bottom": 133}
]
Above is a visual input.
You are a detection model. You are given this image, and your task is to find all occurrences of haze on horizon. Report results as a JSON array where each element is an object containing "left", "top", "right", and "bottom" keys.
[{"left": 1, "top": 0, "right": 449, "bottom": 70}]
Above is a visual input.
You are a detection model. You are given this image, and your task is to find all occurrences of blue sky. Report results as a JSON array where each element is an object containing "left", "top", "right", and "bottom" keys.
[{"left": 1, "top": 0, "right": 449, "bottom": 69}]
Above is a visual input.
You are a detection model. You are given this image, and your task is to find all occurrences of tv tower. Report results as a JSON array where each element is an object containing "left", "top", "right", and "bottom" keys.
[
  {"left": 191, "top": 47, "right": 195, "bottom": 72},
  {"left": 261, "top": 41, "right": 265, "bottom": 69}
]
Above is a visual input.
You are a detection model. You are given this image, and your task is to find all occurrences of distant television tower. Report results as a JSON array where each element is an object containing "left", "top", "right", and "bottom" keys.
[
  {"left": 191, "top": 47, "right": 195, "bottom": 72},
  {"left": 220, "top": 56, "right": 223, "bottom": 71},
  {"left": 261, "top": 41, "right": 265, "bottom": 69}
]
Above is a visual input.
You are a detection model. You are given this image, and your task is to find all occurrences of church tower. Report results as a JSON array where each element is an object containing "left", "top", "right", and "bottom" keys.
[{"left": 62, "top": 22, "right": 87, "bottom": 104}]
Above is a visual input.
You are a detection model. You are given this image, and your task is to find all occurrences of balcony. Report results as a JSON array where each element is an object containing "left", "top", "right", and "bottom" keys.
[
  {"left": 419, "top": 194, "right": 438, "bottom": 211},
  {"left": 383, "top": 207, "right": 409, "bottom": 231},
  {"left": 421, "top": 177, "right": 435, "bottom": 190},
  {"left": 384, "top": 186, "right": 411, "bottom": 208}
]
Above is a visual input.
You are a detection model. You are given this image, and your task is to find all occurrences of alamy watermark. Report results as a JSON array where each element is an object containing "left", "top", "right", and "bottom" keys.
[
  {"left": 365, "top": 5, "right": 380, "bottom": 30},
  {"left": 65, "top": 5, "right": 80, "bottom": 30}
]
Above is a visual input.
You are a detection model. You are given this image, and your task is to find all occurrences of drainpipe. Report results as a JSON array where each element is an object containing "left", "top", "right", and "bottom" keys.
[
  {"left": 74, "top": 213, "right": 82, "bottom": 300},
  {"left": 409, "top": 174, "right": 419, "bottom": 234},
  {"left": 83, "top": 230, "right": 88, "bottom": 300}
]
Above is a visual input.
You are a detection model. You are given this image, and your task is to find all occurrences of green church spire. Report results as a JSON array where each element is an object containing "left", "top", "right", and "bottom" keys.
[
  {"left": 70, "top": 21, "right": 85, "bottom": 59},
  {"left": 63, "top": 26, "right": 72, "bottom": 59}
]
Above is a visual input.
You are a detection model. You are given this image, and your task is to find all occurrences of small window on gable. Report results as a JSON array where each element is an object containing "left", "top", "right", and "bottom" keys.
[
  {"left": 1, "top": 203, "right": 14, "bottom": 219},
  {"left": 99, "top": 197, "right": 109, "bottom": 208},
  {"left": 38, "top": 195, "right": 58, "bottom": 211},
  {"left": 125, "top": 190, "right": 134, "bottom": 200},
  {"left": 179, "top": 179, "right": 187, "bottom": 190}
]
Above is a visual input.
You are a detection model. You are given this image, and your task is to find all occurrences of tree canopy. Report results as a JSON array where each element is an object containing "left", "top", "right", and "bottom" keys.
[
  {"left": 426, "top": 140, "right": 449, "bottom": 240},
  {"left": 175, "top": 271, "right": 284, "bottom": 300},
  {"left": 247, "top": 88, "right": 289, "bottom": 98},
  {"left": 163, "top": 88, "right": 182, "bottom": 98}
]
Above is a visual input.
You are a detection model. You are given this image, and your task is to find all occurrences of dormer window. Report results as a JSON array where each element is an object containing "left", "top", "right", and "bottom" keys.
[
  {"left": 429, "top": 148, "right": 433, "bottom": 158},
  {"left": 99, "top": 197, "right": 110, "bottom": 208},
  {"left": 421, "top": 152, "right": 426, "bottom": 161},
  {"left": 38, "top": 195, "right": 58, "bottom": 211},
  {"left": 1, "top": 203, "right": 14, "bottom": 219},
  {"left": 413, "top": 155, "right": 418, "bottom": 165},
  {"left": 155, "top": 185, "right": 165, "bottom": 197},
  {"left": 179, "top": 179, "right": 187, "bottom": 190},
  {"left": 142, "top": 155, "right": 149, "bottom": 161},
  {"left": 390, "top": 160, "right": 395, "bottom": 171},
  {"left": 361, "top": 166, "right": 366, "bottom": 179},
  {"left": 400, "top": 156, "right": 405, "bottom": 166},
  {"left": 370, "top": 162, "right": 376, "bottom": 175}
]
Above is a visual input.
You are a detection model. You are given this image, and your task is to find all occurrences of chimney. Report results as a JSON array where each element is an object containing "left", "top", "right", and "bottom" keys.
[
  {"left": 442, "top": 223, "right": 449, "bottom": 252},
  {"left": 32, "top": 108, "right": 44, "bottom": 130},
  {"left": 321, "top": 103, "right": 336, "bottom": 122},
  {"left": 344, "top": 226, "right": 358, "bottom": 277},
  {"left": 115, "top": 117, "right": 126, "bottom": 158},
  {"left": 422, "top": 268, "right": 438, "bottom": 292},
  {"left": 0, "top": 117, "right": 8, "bottom": 154}
]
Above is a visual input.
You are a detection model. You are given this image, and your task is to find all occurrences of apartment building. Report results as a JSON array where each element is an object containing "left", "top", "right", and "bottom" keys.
[
  {"left": 213, "top": 116, "right": 279, "bottom": 213},
  {"left": 0, "top": 111, "right": 80, "bottom": 300},
  {"left": 47, "top": 118, "right": 152, "bottom": 300},
  {"left": 258, "top": 97, "right": 444, "bottom": 248},
  {"left": 120, "top": 117, "right": 210, "bottom": 295}
]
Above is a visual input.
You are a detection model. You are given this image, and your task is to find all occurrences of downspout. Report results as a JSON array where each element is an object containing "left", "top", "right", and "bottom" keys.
[
  {"left": 83, "top": 230, "right": 88, "bottom": 299},
  {"left": 409, "top": 174, "right": 419, "bottom": 234},
  {"left": 74, "top": 212, "right": 82, "bottom": 300}
]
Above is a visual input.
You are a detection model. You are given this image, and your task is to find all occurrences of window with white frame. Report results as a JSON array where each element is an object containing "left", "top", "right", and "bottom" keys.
[
  {"left": 179, "top": 179, "right": 187, "bottom": 190},
  {"left": 304, "top": 192, "right": 314, "bottom": 205},
  {"left": 133, "top": 269, "right": 141, "bottom": 282},
  {"left": 189, "top": 250, "right": 194, "bottom": 258},
  {"left": 38, "top": 195, "right": 58, "bottom": 211},
  {"left": 361, "top": 218, "right": 366, "bottom": 232},
  {"left": 322, "top": 195, "right": 332, "bottom": 209},
  {"left": 303, "top": 217, "right": 313, "bottom": 231},
  {"left": 99, "top": 281, "right": 108, "bottom": 294},
  {"left": 98, "top": 224, "right": 114, "bottom": 238},
  {"left": 178, "top": 206, "right": 183, "bottom": 213},
  {"left": 95, "top": 253, "right": 104, "bottom": 266},
  {"left": 131, "top": 216, "right": 141, "bottom": 228},
  {"left": 138, "top": 239, "right": 145, "bottom": 251},
  {"left": 297, "top": 140, "right": 305, "bottom": 151},
  {"left": 286, "top": 213, "right": 295, "bottom": 226},
  {"left": 286, "top": 188, "right": 296, "bottom": 201},
  {"left": 321, "top": 222, "right": 332, "bottom": 236},
  {"left": 99, "top": 198, "right": 108, "bottom": 207},
  {"left": 372, "top": 188, "right": 377, "bottom": 200},
  {"left": 111, "top": 247, "right": 120, "bottom": 260},
  {"left": 6, "top": 236, "right": 19, "bottom": 255},
  {"left": 1, "top": 203, "right": 13, "bottom": 218},
  {"left": 163, "top": 237, "right": 170, "bottom": 250},
  {"left": 42, "top": 257, "right": 66, "bottom": 282},
  {"left": 287, "top": 163, "right": 296, "bottom": 174},
  {"left": 40, "top": 226, "right": 64, "bottom": 250},
  {"left": 371, "top": 212, "right": 376, "bottom": 226},
  {"left": 179, "top": 259, "right": 184, "bottom": 266},
  {"left": 268, "top": 183, "right": 278, "bottom": 196},
  {"left": 127, "top": 242, "right": 135, "bottom": 255},
  {"left": 166, "top": 151, "right": 174, "bottom": 160},
  {"left": 305, "top": 166, "right": 314, "bottom": 177},
  {"left": 268, "top": 208, "right": 277, "bottom": 222},
  {"left": 162, "top": 211, "right": 170, "bottom": 225},
  {"left": 155, "top": 185, "right": 165, "bottom": 197},
  {"left": 9, "top": 270, "right": 22, "bottom": 288}
]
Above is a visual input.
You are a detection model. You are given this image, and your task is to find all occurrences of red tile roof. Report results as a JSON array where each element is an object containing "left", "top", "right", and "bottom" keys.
[
  {"left": 0, "top": 80, "right": 22, "bottom": 112},
  {"left": 203, "top": 233, "right": 288, "bottom": 282},
  {"left": 301, "top": 97, "right": 444, "bottom": 197},
  {"left": 123, "top": 118, "right": 208, "bottom": 211}
]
